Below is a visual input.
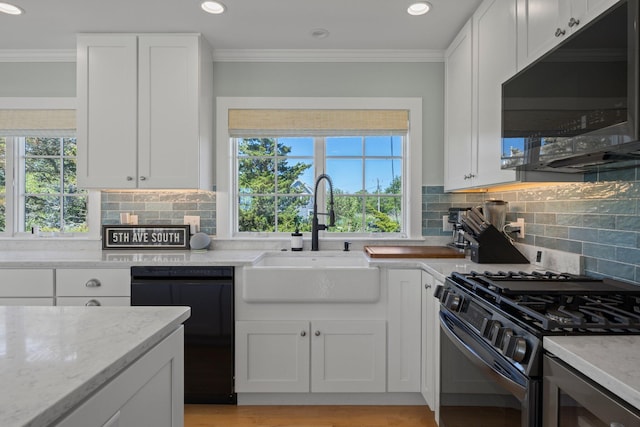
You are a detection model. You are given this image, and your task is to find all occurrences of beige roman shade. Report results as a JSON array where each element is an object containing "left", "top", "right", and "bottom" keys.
[
  {"left": 228, "top": 109, "right": 409, "bottom": 137},
  {"left": 0, "top": 109, "right": 76, "bottom": 137}
]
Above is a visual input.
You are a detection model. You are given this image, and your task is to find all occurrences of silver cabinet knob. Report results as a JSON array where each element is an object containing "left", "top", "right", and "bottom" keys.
[
  {"left": 315, "top": 330, "right": 321, "bottom": 336},
  {"left": 126, "top": 176, "right": 134, "bottom": 181},
  {"left": 139, "top": 176, "right": 147, "bottom": 181},
  {"left": 568, "top": 17, "right": 580, "bottom": 27},
  {"left": 85, "top": 299, "right": 101, "bottom": 306},
  {"left": 424, "top": 283, "right": 431, "bottom": 289},
  {"left": 85, "top": 278, "right": 101, "bottom": 288},
  {"left": 555, "top": 27, "right": 566, "bottom": 37},
  {"left": 300, "top": 331, "right": 306, "bottom": 337}
]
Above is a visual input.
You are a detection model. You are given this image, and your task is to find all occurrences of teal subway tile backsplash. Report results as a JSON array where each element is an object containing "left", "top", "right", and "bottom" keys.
[
  {"left": 101, "top": 191, "right": 216, "bottom": 235},
  {"left": 422, "top": 168, "right": 640, "bottom": 282}
]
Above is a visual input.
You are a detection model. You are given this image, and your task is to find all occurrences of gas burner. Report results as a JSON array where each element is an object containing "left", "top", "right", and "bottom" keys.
[{"left": 546, "top": 308, "right": 584, "bottom": 325}]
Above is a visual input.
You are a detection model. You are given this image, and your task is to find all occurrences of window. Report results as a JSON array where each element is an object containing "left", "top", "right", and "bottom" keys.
[
  {"left": 0, "top": 99, "right": 98, "bottom": 237},
  {"left": 235, "top": 135, "right": 403, "bottom": 234},
  {"left": 216, "top": 98, "right": 423, "bottom": 240}
]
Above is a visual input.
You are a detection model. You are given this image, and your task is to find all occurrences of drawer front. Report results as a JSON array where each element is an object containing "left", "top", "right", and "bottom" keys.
[
  {"left": 0, "top": 269, "right": 54, "bottom": 297},
  {"left": 56, "top": 269, "right": 130, "bottom": 297},
  {"left": 56, "top": 296, "right": 131, "bottom": 306},
  {"left": 0, "top": 297, "right": 54, "bottom": 306}
]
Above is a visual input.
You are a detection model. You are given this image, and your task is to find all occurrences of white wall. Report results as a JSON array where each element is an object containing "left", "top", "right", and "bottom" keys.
[
  {"left": 0, "top": 62, "right": 76, "bottom": 97},
  {"left": 211, "top": 62, "right": 445, "bottom": 186}
]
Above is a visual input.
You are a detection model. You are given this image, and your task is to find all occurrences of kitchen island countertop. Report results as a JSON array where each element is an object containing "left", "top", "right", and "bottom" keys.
[
  {"left": 0, "top": 305, "right": 190, "bottom": 427},
  {"left": 544, "top": 335, "right": 640, "bottom": 411}
]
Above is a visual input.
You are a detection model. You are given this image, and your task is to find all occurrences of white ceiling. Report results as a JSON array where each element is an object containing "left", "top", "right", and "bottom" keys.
[{"left": 0, "top": 0, "right": 482, "bottom": 53}]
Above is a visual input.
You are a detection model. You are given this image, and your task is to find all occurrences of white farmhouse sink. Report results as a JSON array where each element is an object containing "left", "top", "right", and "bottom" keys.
[{"left": 243, "top": 251, "right": 379, "bottom": 303}]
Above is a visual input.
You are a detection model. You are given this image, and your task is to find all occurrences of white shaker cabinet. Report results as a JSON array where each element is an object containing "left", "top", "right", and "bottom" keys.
[
  {"left": 235, "top": 320, "right": 386, "bottom": 393},
  {"left": 55, "top": 327, "right": 184, "bottom": 427},
  {"left": 77, "top": 33, "right": 213, "bottom": 190},
  {"left": 0, "top": 269, "right": 54, "bottom": 306},
  {"left": 444, "top": 20, "right": 474, "bottom": 191},
  {"left": 55, "top": 268, "right": 130, "bottom": 306},
  {"left": 421, "top": 272, "right": 441, "bottom": 421},
  {"left": 387, "top": 269, "right": 422, "bottom": 392},
  {"left": 445, "top": 0, "right": 517, "bottom": 191},
  {"left": 473, "top": 0, "right": 518, "bottom": 189},
  {"left": 516, "top": 0, "right": 620, "bottom": 70}
]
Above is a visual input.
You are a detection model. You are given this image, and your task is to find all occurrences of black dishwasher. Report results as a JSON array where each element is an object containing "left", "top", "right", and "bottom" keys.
[{"left": 131, "top": 266, "right": 236, "bottom": 404}]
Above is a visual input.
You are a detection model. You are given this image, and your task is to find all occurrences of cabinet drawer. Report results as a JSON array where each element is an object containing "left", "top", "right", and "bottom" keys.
[
  {"left": 56, "top": 296, "right": 130, "bottom": 306},
  {"left": 0, "top": 297, "right": 54, "bottom": 306},
  {"left": 0, "top": 269, "right": 54, "bottom": 297},
  {"left": 56, "top": 269, "right": 130, "bottom": 297}
]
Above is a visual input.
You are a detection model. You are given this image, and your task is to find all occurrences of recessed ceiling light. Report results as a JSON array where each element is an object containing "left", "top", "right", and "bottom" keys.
[
  {"left": 201, "top": 1, "right": 225, "bottom": 14},
  {"left": 310, "top": 28, "right": 330, "bottom": 39},
  {"left": 407, "top": 2, "right": 431, "bottom": 16},
  {"left": 0, "top": 2, "right": 23, "bottom": 15}
]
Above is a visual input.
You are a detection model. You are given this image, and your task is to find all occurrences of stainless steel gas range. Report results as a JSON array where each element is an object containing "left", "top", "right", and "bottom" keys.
[{"left": 436, "top": 271, "right": 640, "bottom": 427}]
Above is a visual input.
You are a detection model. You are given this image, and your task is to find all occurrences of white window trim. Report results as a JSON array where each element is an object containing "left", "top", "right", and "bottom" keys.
[
  {"left": 0, "top": 97, "right": 100, "bottom": 239},
  {"left": 215, "top": 97, "right": 423, "bottom": 240}
]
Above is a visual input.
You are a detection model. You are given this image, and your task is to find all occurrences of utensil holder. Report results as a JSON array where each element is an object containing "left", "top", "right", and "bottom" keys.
[{"left": 469, "top": 224, "right": 529, "bottom": 264}]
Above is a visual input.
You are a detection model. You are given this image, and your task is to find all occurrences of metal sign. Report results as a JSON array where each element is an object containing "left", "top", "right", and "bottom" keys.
[{"left": 102, "top": 225, "right": 191, "bottom": 250}]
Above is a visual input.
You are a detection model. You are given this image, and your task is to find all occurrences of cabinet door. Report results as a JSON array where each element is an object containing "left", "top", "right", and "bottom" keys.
[
  {"left": 138, "top": 35, "right": 200, "bottom": 189},
  {"left": 0, "top": 269, "right": 54, "bottom": 297},
  {"left": 474, "top": 0, "right": 517, "bottom": 188},
  {"left": 56, "top": 327, "right": 183, "bottom": 427},
  {"left": 516, "top": 0, "right": 566, "bottom": 69},
  {"left": 387, "top": 269, "right": 421, "bottom": 392},
  {"left": 235, "top": 320, "right": 310, "bottom": 392},
  {"left": 77, "top": 35, "right": 138, "bottom": 189},
  {"left": 421, "top": 272, "right": 442, "bottom": 417},
  {"left": 56, "top": 297, "right": 130, "bottom": 306},
  {"left": 444, "top": 20, "right": 474, "bottom": 191},
  {"left": 311, "top": 320, "right": 386, "bottom": 393},
  {"left": 56, "top": 269, "right": 130, "bottom": 297}
]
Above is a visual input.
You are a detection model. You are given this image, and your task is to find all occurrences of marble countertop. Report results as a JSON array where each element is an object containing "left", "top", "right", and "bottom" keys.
[
  {"left": 544, "top": 335, "right": 640, "bottom": 410},
  {"left": 0, "top": 305, "right": 190, "bottom": 427}
]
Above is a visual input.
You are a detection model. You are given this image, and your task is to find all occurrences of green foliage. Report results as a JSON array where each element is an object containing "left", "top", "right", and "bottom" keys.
[{"left": 237, "top": 137, "right": 402, "bottom": 234}]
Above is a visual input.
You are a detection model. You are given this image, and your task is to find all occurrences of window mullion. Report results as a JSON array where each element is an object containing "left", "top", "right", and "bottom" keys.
[{"left": 16, "top": 137, "right": 26, "bottom": 233}]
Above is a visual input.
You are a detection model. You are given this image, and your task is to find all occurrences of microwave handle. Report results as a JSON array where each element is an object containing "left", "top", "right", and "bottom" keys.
[{"left": 440, "top": 311, "right": 528, "bottom": 400}]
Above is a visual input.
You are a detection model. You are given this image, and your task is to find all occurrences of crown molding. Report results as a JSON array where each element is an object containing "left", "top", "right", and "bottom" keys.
[
  {"left": 211, "top": 49, "right": 445, "bottom": 62},
  {"left": 0, "top": 48, "right": 445, "bottom": 63},
  {"left": 0, "top": 49, "right": 76, "bottom": 62}
]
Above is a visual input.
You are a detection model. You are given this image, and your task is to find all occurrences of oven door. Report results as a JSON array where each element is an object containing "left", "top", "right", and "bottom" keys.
[
  {"left": 543, "top": 355, "right": 640, "bottom": 427},
  {"left": 440, "top": 309, "right": 539, "bottom": 427}
]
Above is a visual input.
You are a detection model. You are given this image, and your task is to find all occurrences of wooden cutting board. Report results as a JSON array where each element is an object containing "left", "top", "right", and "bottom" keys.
[{"left": 364, "top": 245, "right": 465, "bottom": 259}]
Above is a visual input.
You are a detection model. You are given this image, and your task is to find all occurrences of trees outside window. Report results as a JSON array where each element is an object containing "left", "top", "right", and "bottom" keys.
[{"left": 236, "top": 135, "right": 403, "bottom": 234}]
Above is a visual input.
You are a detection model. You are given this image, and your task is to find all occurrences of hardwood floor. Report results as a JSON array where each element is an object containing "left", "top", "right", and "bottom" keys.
[{"left": 184, "top": 405, "right": 436, "bottom": 427}]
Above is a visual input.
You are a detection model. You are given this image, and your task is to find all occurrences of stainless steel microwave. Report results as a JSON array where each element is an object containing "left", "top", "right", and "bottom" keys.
[{"left": 501, "top": 0, "right": 640, "bottom": 173}]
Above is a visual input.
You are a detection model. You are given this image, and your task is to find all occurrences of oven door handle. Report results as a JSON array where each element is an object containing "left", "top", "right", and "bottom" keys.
[{"left": 440, "top": 311, "right": 528, "bottom": 400}]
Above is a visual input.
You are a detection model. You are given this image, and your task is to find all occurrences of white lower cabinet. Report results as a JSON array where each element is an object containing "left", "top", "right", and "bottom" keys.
[
  {"left": 55, "top": 269, "right": 130, "bottom": 306},
  {"left": 55, "top": 326, "right": 184, "bottom": 427},
  {"left": 421, "top": 271, "right": 441, "bottom": 420},
  {"left": 236, "top": 320, "right": 386, "bottom": 393},
  {"left": 0, "top": 269, "right": 54, "bottom": 306},
  {"left": 387, "top": 269, "right": 422, "bottom": 392}
]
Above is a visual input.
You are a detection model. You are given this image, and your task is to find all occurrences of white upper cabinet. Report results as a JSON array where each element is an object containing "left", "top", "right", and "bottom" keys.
[
  {"left": 444, "top": 21, "right": 474, "bottom": 190},
  {"left": 473, "top": 0, "right": 518, "bottom": 188},
  {"left": 444, "top": 0, "right": 517, "bottom": 191},
  {"left": 517, "top": 0, "right": 621, "bottom": 70},
  {"left": 77, "top": 34, "right": 213, "bottom": 190}
]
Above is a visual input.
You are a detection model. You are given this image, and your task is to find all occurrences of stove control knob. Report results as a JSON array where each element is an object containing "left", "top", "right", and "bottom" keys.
[
  {"left": 445, "top": 294, "right": 463, "bottom": 312},
  {"left": 481, "top": 319, "right": 500, "bottom": 339},
  {"left": 500, "top": 328, "right": 514, "bottom": 354},
  {"left": 487, "top": 321, "right": 503, "bottom": 344},
  {"left": 511, "top": 337, "right": 528, "bottom": 363}
]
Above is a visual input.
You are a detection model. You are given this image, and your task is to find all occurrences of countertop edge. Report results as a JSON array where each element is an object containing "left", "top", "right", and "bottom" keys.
[{"left": 544, "top": 336, "right": 640, "bottom": 411}]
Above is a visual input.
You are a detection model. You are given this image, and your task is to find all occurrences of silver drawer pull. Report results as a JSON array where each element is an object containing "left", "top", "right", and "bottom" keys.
[
  {"left": 85, "top": 278, "right": 102, "bottom": 288},
  {"left": 85, "top": 299, "right": 101, "bottom": 306},
  {"left": 301, "top": 331, "right": 306, "bottom": 337}
]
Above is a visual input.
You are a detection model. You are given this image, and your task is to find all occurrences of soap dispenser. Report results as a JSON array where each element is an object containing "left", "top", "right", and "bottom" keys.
[{"left": 291, "top": 228, "right": 303, "bottom": 251}]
